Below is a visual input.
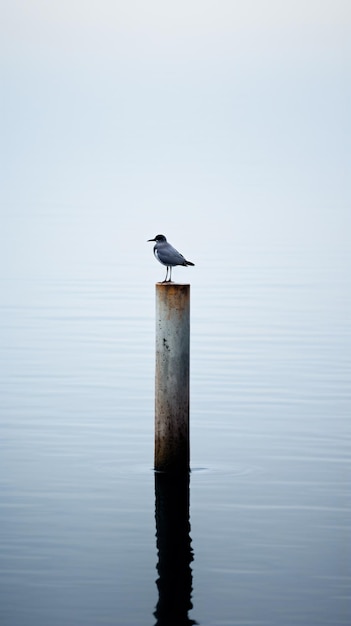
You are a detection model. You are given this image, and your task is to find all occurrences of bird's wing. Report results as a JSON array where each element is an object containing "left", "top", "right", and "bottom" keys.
[{"left": 157, "top": 243, "right": 187, "bottom": 266}]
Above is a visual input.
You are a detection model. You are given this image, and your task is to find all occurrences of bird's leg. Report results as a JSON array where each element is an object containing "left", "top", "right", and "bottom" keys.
[
  {"left": 163, "top": 266, "right": 169, "bottom": 282},
  {"left": 169, "top": 266, "right": 172, "bottom": 282}
]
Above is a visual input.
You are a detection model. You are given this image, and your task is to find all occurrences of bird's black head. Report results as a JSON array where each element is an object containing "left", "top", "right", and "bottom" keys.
[{"left": 147, "top": 234, "right": 167, "bottom": 242}]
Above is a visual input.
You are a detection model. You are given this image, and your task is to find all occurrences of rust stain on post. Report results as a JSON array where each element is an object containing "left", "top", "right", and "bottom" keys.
[{"left": 155, "top": 283, "right": 190, "bottom": 473}]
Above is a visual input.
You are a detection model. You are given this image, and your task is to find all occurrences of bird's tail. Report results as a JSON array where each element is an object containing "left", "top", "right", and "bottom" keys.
[{"left": 185, "top": 261, "right": 195, "bottom": 266}]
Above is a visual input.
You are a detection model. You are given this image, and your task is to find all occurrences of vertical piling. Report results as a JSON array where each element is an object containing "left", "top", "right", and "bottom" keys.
[{"left": 155, "top": 283, "right": 190, "bottom": 473}]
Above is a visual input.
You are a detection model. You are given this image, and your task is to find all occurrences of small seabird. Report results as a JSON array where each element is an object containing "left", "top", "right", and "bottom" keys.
[{"left": 147, "top": 234, "right": 195, "bottom": 282}]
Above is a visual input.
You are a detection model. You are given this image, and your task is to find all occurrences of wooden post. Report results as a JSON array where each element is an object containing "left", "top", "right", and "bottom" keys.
[{"left": 155, "top": 283, "right": 190, "bottom": 473}]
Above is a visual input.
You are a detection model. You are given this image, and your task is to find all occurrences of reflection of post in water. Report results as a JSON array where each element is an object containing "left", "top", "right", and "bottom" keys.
[{"left": 154, "top": 471, "right": 197, "bottom": 626}]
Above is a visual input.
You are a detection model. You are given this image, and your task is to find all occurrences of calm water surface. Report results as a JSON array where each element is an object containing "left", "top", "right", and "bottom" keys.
[{"left": 1, "top": 217, "right": 350, "bottom": 625}]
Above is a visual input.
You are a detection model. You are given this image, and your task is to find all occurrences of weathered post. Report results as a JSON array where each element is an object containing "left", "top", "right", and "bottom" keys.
[{"left": 155, "top": 283, "right": 190, "bottom": 473}]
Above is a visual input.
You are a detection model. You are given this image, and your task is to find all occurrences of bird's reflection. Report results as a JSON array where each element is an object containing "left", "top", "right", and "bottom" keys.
[{"left": 154, "top": 471, "right": 197, "bottom": 626}]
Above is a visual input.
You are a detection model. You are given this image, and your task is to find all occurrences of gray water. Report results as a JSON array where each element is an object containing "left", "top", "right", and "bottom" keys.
[{"left": 1, "top": 212, "right": 350, "bottom": 626}]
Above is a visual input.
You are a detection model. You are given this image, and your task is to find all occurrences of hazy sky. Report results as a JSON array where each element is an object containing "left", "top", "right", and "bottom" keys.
[{"left": 1, "top": 0, "right": 350, "bottom": 277}]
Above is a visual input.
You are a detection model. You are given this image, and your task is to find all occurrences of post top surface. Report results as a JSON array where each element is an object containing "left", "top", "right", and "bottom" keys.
[{"left": 155, "top": 282, "right": 190, "bottom": 286}]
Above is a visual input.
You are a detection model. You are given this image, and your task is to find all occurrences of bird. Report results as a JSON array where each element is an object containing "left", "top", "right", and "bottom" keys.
[{"left": 147, "top": 234, "right": 195, "bottom": 282}]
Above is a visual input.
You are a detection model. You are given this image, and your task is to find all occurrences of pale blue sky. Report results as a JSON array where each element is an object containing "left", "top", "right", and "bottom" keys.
[{"left": 1, "top": 1, "right": 350, "bottom": 280}]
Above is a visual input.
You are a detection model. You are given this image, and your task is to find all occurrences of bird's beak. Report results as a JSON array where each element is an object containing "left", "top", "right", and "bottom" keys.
[{"left": 147, "top": 238, "right": 155, "bottom": 242}]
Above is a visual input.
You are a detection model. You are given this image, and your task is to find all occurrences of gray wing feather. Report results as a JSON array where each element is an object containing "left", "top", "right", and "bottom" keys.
[{"left": 157, "top": 243, "right": 188, "bottom": 266}]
